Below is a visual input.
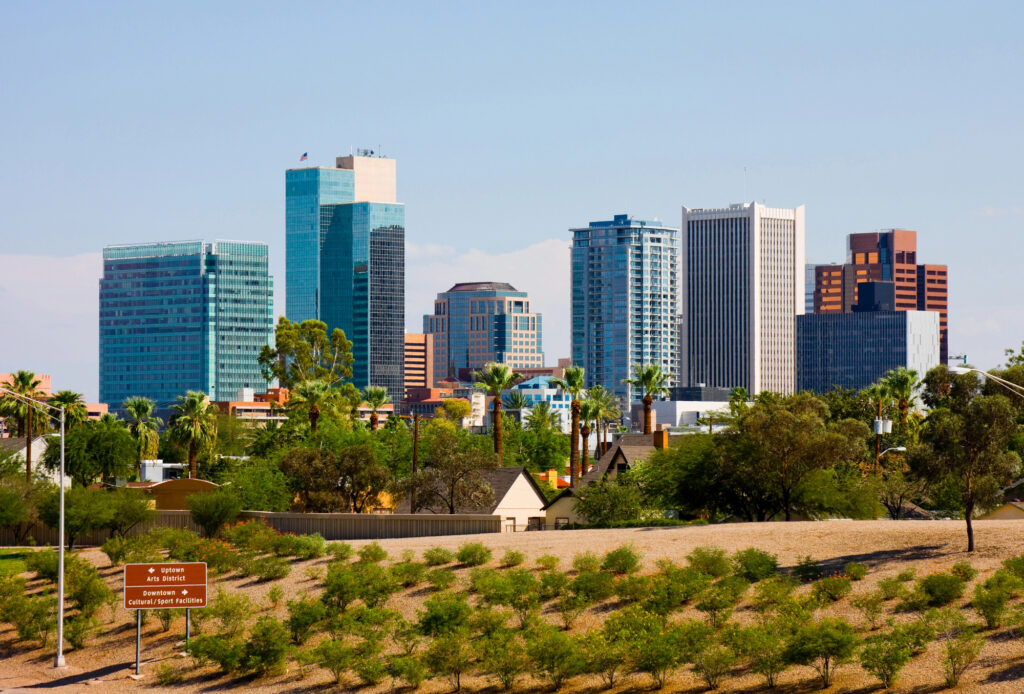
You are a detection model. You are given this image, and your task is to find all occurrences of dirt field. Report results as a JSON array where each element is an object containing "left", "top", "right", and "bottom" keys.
[{"left": 2, "top": 520, "right": 1024, "bottom": 693}]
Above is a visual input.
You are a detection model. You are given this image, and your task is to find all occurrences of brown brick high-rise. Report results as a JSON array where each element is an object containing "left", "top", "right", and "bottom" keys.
[{"left": 813, "top": 229, "right": 948, "bottom": 361}]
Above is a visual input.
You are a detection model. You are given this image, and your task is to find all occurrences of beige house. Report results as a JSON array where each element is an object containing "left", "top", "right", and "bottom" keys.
[
  {"left": 126, "top": 478, "right": 219, "bottom": 510},
  {"left": 979, "top": 501, "right": 1024, "bottom": 520},
  {"left": 543, "top": 432, "right": 672, "bottom": 529}
]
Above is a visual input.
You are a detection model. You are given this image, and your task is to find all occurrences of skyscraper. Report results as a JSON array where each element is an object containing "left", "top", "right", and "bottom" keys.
[
  {"left": 285, "top": 153, "right": 405, "bottom": 401},
  {"left": 680, "top": 203, "right": 805, "bottom": 395},
  {"left": 812, "top": 229, "right": 949, "bottom": 361},
  {"left": 99, "top": 240, "right": 273, "bottom": 412},
  {"left": 423, "top": 283, "right": 544, "bottom": 381},
  {"left": 570, "top": 214, "right": 678, "bottom": 403}
]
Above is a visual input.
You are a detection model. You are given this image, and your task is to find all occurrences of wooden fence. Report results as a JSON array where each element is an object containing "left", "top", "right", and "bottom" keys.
[{"left": 0, "top": 510, "right": 501, "bottom": 547}]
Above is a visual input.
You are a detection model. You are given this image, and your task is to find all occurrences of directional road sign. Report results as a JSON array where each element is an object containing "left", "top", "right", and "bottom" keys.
[{"left": 123, "top": 562, "right": 207, "bottom": 609}]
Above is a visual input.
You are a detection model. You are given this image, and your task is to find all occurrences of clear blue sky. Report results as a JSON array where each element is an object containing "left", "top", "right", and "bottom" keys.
[{"left": 2, "top": 1, "right": 1023, "bottom": 400}]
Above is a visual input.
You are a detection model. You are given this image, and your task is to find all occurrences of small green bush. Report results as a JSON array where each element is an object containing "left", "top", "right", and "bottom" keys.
[
  {"left": 615, "top": 575, "right": 652, "bottom": 603},
  {"left": 851, "top": 591, "right": 885, "bottom": 629},
  {"left": 189, "top": 634, "right": 244, "bottom": 673},
  {"left": 696, "top": 579, "right": 748, "bottom": 627},
  {"left": 983, "top": 568, "right": 1023, "bottom": 597},
  {"left": 793, "top": 555, "right": 824, "bottom": 582},
  {"left": 896, "top": 567, "right": 917, "bottom": 582},
  {"left": 187, "top": 489, "right": 242, "bottom": 538},
  {"left": 972, "top": 583, "right": 1010, "bottom": 628},
  {"left": 728, "top": 623, "right": 789, "bottom": 688},
  {"left": 942, "top": 631, "right": 982, "bottom": 687},
  {"left": 687, "top": 546, "right": 731, "bottom": 577},
  {"left": 556, "top": 593, "right": 589, "bottom": 629},
  {"left": 859, "top": 632, "right": 913, "bottom": 688},
  {"left": 536, "top": 554, "right": 559, "bottom": 570},
  {"left": 878, "top": 576, "right": 905, "bottom": 600},
  {"left": 750, "top": 576, "right": 798, "bottom": 613},
  {"left": 418, "top": 592, "right": 472, "bottom": 636},
  {"left": 353, "top": 652, "right": 387, "bottom": 685},
  {"left": 242, "top": 616, "right": 291, "bottom": 675},
  {"left": 951, "top": 561, "right": 978, "bottom": 582},
  {"left": 310, "top": 639, "right": 352, "bottom": 683},
  {"left": 274, "top": 532, "right": 326, "bottom": 560},
  {"left": 423, "top": 632, "right": 473, "bottom": 691},
  {"left": 500, "top": 549, "right": 526, "bottom": 568},
  {"left": 326, "top": 541, "right": 354, "bottom": 562},
  {"left": 423, "top": 546, "right": 455, "bottom": 566},
  {"left": 602, "top": 544, "right": 642, "bottom": 575},
  {"left": 390, "top": 561, "right": 427, "bottom": 588},
  {"left": 476, "top": 631, "right": 528, "bottom": 691},
  {"left": 63, "top": 614, "right": 97, "bottom": 650},
  {"left": 732, "top": 548, "right": 779, "bottom": 582},
  {"left": 357, "top": 541, "right": 388, "bottom": 563},
  {"left": 389, "top": 654, "right": 427, "bottom": 688},
  {"left": 252, "top": 555, "right": 291, "bottom": 582},
  {"left": 912, "top": 572, "right": 966, "bottom": 608},
  {"left": 286, "top": 596, "right": 325, "bottom": 644},
  {"left": 426, "top": 567, "right": 456, "bottom": 591},
  {"left": 526, "top": 625, "right": 587, "bottom": 689},
  {"left": 571, "top": 550, "right": 600, "bottom": 573},
  {"left": 890, "top": 619, "right": 935, "bottom": 654},
  {"left": 354, "top": 562, "right": 398, "bottom": 607},
  {"left": 812, "top": 575, "right": 853, "bottom": 603},
  {"left": 208, "top": 587, "right": 253, "bottom": 638},
  {"left": 570, "top": 570, "right": 615, "bottom": 603},
  {"left": 222, "top": 519, "right": 278, "bottom": 552},
  {"left": 266, "top": 584, "right": 284, "bottom": 610},
  {"left": 323, "top": 564, "right": 361, "bottom": 612},
  {"left": 643, "top": 564, "right": 712, "bottom": 616},
  {"left": 155, "top": 663, "right": 184, "bottom": 685},
  {"left": 784, "top": 618, "right": 858, "bottom": 688},
  {"left": 844, "top": 561, "right": 868, "bottom": 581},
  {"left": 539, "top": 569, "right": 569, "bottom": 600},
  {"left": 693, "top": 644, "right": 739, "bottom": 690},
  {"left": 456, "top": 542, "right": 491, "bottom": 566}
]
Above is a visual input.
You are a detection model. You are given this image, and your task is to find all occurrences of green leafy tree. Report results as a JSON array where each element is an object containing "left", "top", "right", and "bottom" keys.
[
  {"left": 525, "top": 401, "right": 561, "bottom": 433},
  {"left": 40, "top": 486, "right": 114, "bottom": 550},
  {"left": 623, "top": 363, "right": 672, "bottom": 434},
  {"left": 551, "top": 365, "right": 585, "bottom": 486},
  {"left": 49, "top": 391, "right": 88, "bottom": 430},
  {"left": 641, "top": 433, "right": 722, "bottom": 519},
  {"left": 258, "top": 316, "right": 355, "bottom": 388},
  {"left": 474, "top": 362, "right": 523, "bottom": 459},
  {"left": 169, "top": 391, "right": 218, "bottom": 479},
  {"left": 502, "top": 391, "right": 529, "bottom": 411},
  {"left": 436, "top": 398, "right": 472, "bottom": 427},
  {"left": 0, "top": 370, "right": 48, "bottom": 482},
  {"left": 586, "top": 385, "right": 621, "bottom": 456},
  {"left": 42, "top": 418, "right": 136, "bottom": 486},
  {"left": 579, "top": 398, "right": 599, "bottom": 477},
  {"left": 575, "top": 470, "right": 646, "bottom": 525},
  {"left": 187, "top": 488, "right": 242, "bottom": 537},
  {"left": 407, "top": 426, "right": 498, "bottom": 514},
  {"left": 122, "top": 396, "right": 162, "bottom": 478},
  {"left": 288, "top": 379, "right": 339, "bottom": 434},
  {"left": 362, "top": 385, "right": 390, "bottom": 433},
  {"left": 880, "top": 366, "right": 921, "bottom": 429},
  {"left": 105, "top": 487, "right": 156, "bottom": 537},
  {"left": 784, "top": 618, "right": 858, "bottom": 688}
]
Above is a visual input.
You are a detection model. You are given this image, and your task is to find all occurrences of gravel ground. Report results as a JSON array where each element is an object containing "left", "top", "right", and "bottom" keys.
[{"left": 2, "top": 519, "right": 1023, "bottom": 693}]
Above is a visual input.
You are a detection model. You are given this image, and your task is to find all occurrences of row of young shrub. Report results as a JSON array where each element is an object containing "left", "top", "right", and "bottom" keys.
[{"left": 557, "top": 518, "right": 710, "bottom": 530}]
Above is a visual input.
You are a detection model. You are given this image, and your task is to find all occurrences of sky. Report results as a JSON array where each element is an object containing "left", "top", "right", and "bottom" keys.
[{"left": 1, "top": 1, "right": 1023, "bottom": 401}]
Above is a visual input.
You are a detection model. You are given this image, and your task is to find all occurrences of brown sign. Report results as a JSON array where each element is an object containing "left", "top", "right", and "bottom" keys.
[{"left": 123, "top": 562, "right": 207, "bottom": 609}]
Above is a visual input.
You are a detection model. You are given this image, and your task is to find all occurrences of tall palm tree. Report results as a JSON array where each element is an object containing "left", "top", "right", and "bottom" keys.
[
  {"left": 169, "top": 391, "right": 218, "bottom": 479},
  {"left": 880, "top": 367, "right": 920, "bottom": 427},
  {"left": 622, "top": 363, "right": 672, "bottom": 435},
  {"left": 579, "top": 399, "right": 600, "bottom": 479},
  {"left": 0, "top": 371, "right": 47, "bottom": 482},
  {"left": 49, "top": 390, "right": 88, "bottom": 430},
  {"left": 363, "top": 385, "right": 391, "bottom": 433},
  {"left": 551, "top": 366, "right": 586, "bottom": 487},
  {"left": 525, "top": 401, "right": 561, "bottom": 433},
  {"left": 586, "top": 385, "right": 620, "bottom": 457},
  {"left": 289, "top": 379, "right": 337, "bottom": 435},
  {"left": 123, "top": 396, "right": 163, "bottom": 479},
  {"left": 473, "top": 363, "right": 523, "bottom": 459},
  {"left": 502, "top": 390, "right": 529, "bottom": 411}
]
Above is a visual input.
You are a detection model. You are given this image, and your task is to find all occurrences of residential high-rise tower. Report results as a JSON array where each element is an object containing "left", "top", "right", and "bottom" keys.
[
  {"left": 680, "top": 203, "right": 805, "bottom": 394},
  {"left": 570, "top": 214, "right": 678, "bottom": 403},
  {"left": 99, "top": 240, "right": 274, "bottom": 413}
]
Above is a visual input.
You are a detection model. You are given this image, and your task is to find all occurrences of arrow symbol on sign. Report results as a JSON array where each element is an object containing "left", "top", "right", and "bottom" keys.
[
  {"left": 182, "top": 589, "right": 188, "bottom": 595},
  {"left": 148, "top": 568, "right": 155, "bottom": 574}
]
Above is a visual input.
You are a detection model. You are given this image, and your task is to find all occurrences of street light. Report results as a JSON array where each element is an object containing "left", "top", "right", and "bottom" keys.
[
  {"left": 949, "top": 366, "right": 1024, "bottom": 399},
  {"left": 0, "top": 386, "right": 67, "bottom": 668},
  {"left": 880, "top": 446, "right": 907, "bottom": 458}
]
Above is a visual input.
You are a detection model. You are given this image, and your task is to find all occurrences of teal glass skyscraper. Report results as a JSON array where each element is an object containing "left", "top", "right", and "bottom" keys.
[
  {"left": 99, "top": 240, "right": 274, "bottom": 412},
  {"left": 285, "top": 153, "right": 405, "bottom": 402}
]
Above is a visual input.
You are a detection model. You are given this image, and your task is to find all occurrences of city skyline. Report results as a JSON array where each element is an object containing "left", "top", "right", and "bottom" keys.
[{"left": 3, "top": 2, "right": 1024, "bottom": 399}]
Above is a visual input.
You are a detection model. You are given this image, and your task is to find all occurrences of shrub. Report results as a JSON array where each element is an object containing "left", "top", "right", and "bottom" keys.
[
  {"left": 389, "top": 654, "right": 427, "bottom": 688},
  {"left": 615, "top": 575, "right": 652, "bottom": 603},
  {"left": 793, "top": 555, "right": 824, "bottom": 582},
  {"left": 469, "top": 606, "right": 509, "bottom": 637},
  {"left": 208, "top": 587, "right": 253, "bottom": 638},
  {"left": 155, "top": 662, "right": 183, "bottom": 685},
  {"left": 0, "top": 575, "right": 28, "bottom": 614},
  {"left": 266, "top": 584, "right": 284, "bottom": 610},
  {"left": 476, "top": 631, "right": 528, "bottom": 691},
  {"left": 242, "top": 616, "right": 290, "bottom": 675},
  {"left": 354, "top": 656, "right": 388, "bottom": 686},
  {"left": 728, "top": 623, "right": 789, "bottom": 688},
  {"left": 784, "top": 618, "right": 858, "bottom": 688},
  {"left": 187, "top": 489, "right": 242, "bottom": 538},
  {"left": 423, "top": 632, "right": 473, "bottom": 692},
  {"left": 570, "top": 570, "right": 615, "bottom": 603},
  {"left": 539, "top": 569, "right": 569, "bottom": 600},
  {"left": 188, "top": 634, "right": 244, "bottom": 673},
  {"left": 355, "top": 562, "right": 398, "bottom": 607},
  {"left": 357, "top": 541, "right": 388, "bottom": 563},
  {"left": 104, "top": 487, "right": 157, "bottom": 537},
  {"left": 852, "top": 591, "right": 885, "bottom": 629},
  {"left": 287, "top": 596, "right": 325, "bottom": 644},
  {"left": 909, "top": 572, "right": 966, "bottom": 609},
  {"left": 942, "top": 631, "right": 982, "bottom": 687},
  {"left": 983, "top": 568, "right": 1023, "bottom": 597},
  {"left": 323, "top": 564, "right": 361, "bottom": 612},
  {"left": 557, "top": 593, "right": 589, "bottom": 629},
  {"left": 602, "top": 544, "right": 642, "bottom": 575},
  {"left": 423, "top": 546, "right": 456, "bottom": 566},
  {"left": 972, "top": 583, "right": 1010, "bottom": 628},
  {"left": 326, "top": 541, "right": 354, "bottom": 562},
  {"left": 571, "top": 550, "right": 601, "bottom": 573},
  {"left": 8, "top": 594, "right": 56, "bottom": 647},
  {"left": 696, "top": 580, "right": 747, "bottom": 627},
  {"left": 193, "top": 538, "right": 240, "bottom": 574},
  {"left": 812, "top": 574, "right": 853, "bottom": 603},
  {"left": 223, "top": 518, "right": 278, "bottom": 552},
  {"left": 859, "top": 632, "right": 913, "bottom": 688},
  {"left": 951, "top": 561, "right": 978, "bottom": 582},
  {"left": 311, "top": 638, "right": 352, "bottom": 683},
  {"left": 426, "top": 567, "right": 456, "bottom": 591},
  {"left": 526, "top": 626, "right": 586, "bottom": 689},
  {"left": 391, "top": 561, "right": 427, "bottom": 588},
  {"left": 844, "top": 561, "right": 868, "bottom": 581},
  {"left": 890, "top": 619, "right": 934, "bottom": 655},
  {"left": 644, "top": 565, "right": 712, "bottom": 617},
  {"left": 66, "top": 561, "right": 115, "bottom": 618},
  {"left": 500, "top": 549, "right": 526, "bottom": 568},
  {"left": 63, "top": 614, "right": 97, "bottom": 650},
  {"left": 732, "top": 548, "right": 779, "bottom": 582},
  {"left": 692, "top": 644, "right": 738, "bottom": 689},
  {"left": 39, "top": 486, "right": 113, "bottom": 550},
  {"left": 26, "top": 549, "right": 87, "bottom": 582},
  {"left": 750, "top": 576, "right": 798, "bottom": 613},
  {"left": 419, "top": 591, "right": 472, "bottom": 636},
  {"left": 878, "top": 576, "right": 905, "bottom": 600},
  {"left": 156, "top": 608, "right": 182, "bottom": 632},
  {"left": 274, "top": 532, "right": 326, "bottom": 559},
  {"left": 252, "top": 555, "right": 291, "bottom": 582},
  {"left": 457, "top": 542, "right": 492, "bottom": 566},
  {"left": 536, "top": 554, "right": 559, "bottom": 570},
  {"left": 896, "top": 567, "right": 917, "bottom": 582},
  {"left": 687, "top": 546, "right": 730, "bottom": 577},
  {"left": 584, "top": 630, "right": 631, "bottom": 688}
]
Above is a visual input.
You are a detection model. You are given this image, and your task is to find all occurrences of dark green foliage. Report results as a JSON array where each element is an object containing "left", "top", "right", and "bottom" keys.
[
  {"left": 732, "top": 548, "right": 779, "bottom": 581},
  {"left": 903, "top": 572, "right": 966, "bottom": 609},
  {"left": 793, "top": 555, "right": 824, "bottom": 582},
  {"left": 189, "top": 634, "right": 245, "bottom": 673},
  {"left": 39, "top": 487, "right": 113, "bottom": 549},
  {"left": 272, "top": 532, "right": 326, "bottom": 559},
  {"left": 525, "top": 625, "right": 586, "bottom": 689},
  {"left": 456, "top": 541, "right": 491, "bottom": 566},
  {"left": 357, "top": 541, "right": 388, "bottom": 563},
  {"left": 423, "top": 546, "right": 456, "bottom": 566},
  {"left": 41, "top": 418, "right": 136, "bottom": 486},
  {"left": 187, "top": 489, "right": 241, "bottom": 538},
  {"left": 812, "top": 575, "right": 853, "bottom": 603},
  {"left": 104, "top": 487, "right": 156, "bottom": 537},
  {"left": 426, "top": 567, "right": 456, "bottom": 591},
  {"left": 844, "top": 561, "right": 868, "bottom": 581},
  {"left": 727, "top": 623, "right": 790, "bottom": 688},
  {"left": 574, "top": 472, "right": 646, "bottom": 525},
  {"left": 860, "top": 632, "right": 913, "bottom": 688},
  {"left": 570, "top": 570, "right": 615, "bottom": 602},
  {"left": 476, "top": 631, "right": 528, "bottom": 691},
  {"left": 687, "top": 546, "right": 731, "bottom": 577},
  {"left": 220, "top": 458, "right": 292, "bottom": 512},
  {"left": 784, "top": 618, "right": 858, "bottom": 688},
  {"left": 423, "top": 631, "right": 473, "bottom": 691},
  {"left": 499, "top": 549, "right": 526, "bottom": 568},
  {"left": 539, "top": 569, "right": 569, "bottom": 600},
  {"left": 390, "top": 560, "right": 427, "bottom": 587},
  {"left": 418, "top": 591, "right": 472, "bottom": 636},
  {"left": 326, "top": 541, "right": 354, "bottom": 561},
  {"left": 602, "top": 544, "right": 642, "bottom": 575},
  {"left": 251, "top": 555, "right": 291, "bottom": 582},
  {"left": 571, "top": 550, "right": 600, "bottom": 573},
  {"left": 355, "top": 562, "right": 398, "bottom": 607},
  {"left": 100, "top": 534, "right": 160, "bottom": 566},
  {"left": 242, "top": 617, "right": 291, "bottom": 674},
  {"left": 951, "top": 561, "right": 978, "bottom": 582},
  {"left": 286, "top": 596, "right": 325, "bottom": 644},
  {"left": 972, "top": 583, "right": 1010, "bottom": 628},
  {"left": 615, "top": 574, "right": 652, "bottom": 603}
]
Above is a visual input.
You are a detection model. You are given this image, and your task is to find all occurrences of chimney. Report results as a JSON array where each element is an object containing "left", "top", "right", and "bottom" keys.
[{"left": 653, "top": 430, "right": 669, "bottom": 450}]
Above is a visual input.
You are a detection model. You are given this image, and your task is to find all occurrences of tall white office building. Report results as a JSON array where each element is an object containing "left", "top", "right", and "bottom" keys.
[{"left": 680, "top": 202, "right": 805, "bottom": 395}]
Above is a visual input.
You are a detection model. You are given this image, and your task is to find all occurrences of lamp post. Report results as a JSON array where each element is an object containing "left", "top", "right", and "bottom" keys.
[
  {"left": 949, "top": 366, "right": 1024, "bottom": 399},
  {"left": 0, "top": 386, "right": 67, "bottom": 668}
]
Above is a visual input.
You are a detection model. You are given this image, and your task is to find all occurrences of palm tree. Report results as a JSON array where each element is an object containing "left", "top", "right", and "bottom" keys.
[
  {"left": 169, "top": 391, "right": 218, "bottom": 479},
  {"left": 363, "top": 385, "right": 391, "bottom": 433},
  {"left": 289, "top": 380, "right": 337, "bottom": 435},
  {"left": 579, "top": 399, "right": 600, "bottom": 479},
  {"left": 550, "top": 366, "right": 586, "bottom": 487},
  {"left": 622, "top": 363, "right": 672, "bottom": 434},
  {"left": 525, "top": 401, "right": 561, "bottom": 433},
  {"left": 123, "top": 396, "right": 163, "bottom": 479},
  {"left": 502, "top": 391, "right": 529, "bottom": 411},
  {"left": 0, "top": 370, "right": 47, "bottom": 482},
  {"left": 586, "top": 385, "right": 620, "bottom": 457},
  {"left": 473, "top": 363, "right": 523, "bottom": 459},
  {"left": 49, "top": 390, "right": 88, "bottom": 430},
  {"left": 880, "top": 367, "right": 920, "bottom": 427}
]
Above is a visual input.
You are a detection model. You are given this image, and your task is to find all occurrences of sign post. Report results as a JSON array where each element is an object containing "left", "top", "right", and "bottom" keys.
[{"left": 124, "top": 562, "right": 207, "bottom": 675}]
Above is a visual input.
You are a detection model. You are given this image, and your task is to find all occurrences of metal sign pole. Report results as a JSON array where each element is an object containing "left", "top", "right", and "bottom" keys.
[
  {"left": 135, "top": 609, "right": 142, "bottom": 675},
  {"left": 185, "top": 608, "right": 190, "bottom": 646}
]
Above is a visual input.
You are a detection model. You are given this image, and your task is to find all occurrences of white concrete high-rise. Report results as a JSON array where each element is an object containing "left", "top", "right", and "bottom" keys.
[{"left": 680, "top": 202, "right": 805, "bottom": 394}]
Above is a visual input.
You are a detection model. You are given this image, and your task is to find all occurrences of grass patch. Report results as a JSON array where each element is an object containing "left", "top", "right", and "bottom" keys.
[{"left": 0, "top": 549, "right": 30, "bottom": 576}]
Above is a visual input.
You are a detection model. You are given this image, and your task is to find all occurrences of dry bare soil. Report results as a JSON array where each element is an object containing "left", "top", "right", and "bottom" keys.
[{"left": 3, "top": 520, "right": 1024, "bottom": 693}]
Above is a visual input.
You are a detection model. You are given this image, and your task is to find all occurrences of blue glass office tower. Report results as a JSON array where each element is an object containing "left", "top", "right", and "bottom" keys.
[
  {"left": 285, "top": 155, "right": 405, "bottom": 402},
  {"left": 99, "top": 241, "right": 274, "bottom": 413},
  {"left": 570, "top": 215, "right": 678, "bottom": 403}
]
